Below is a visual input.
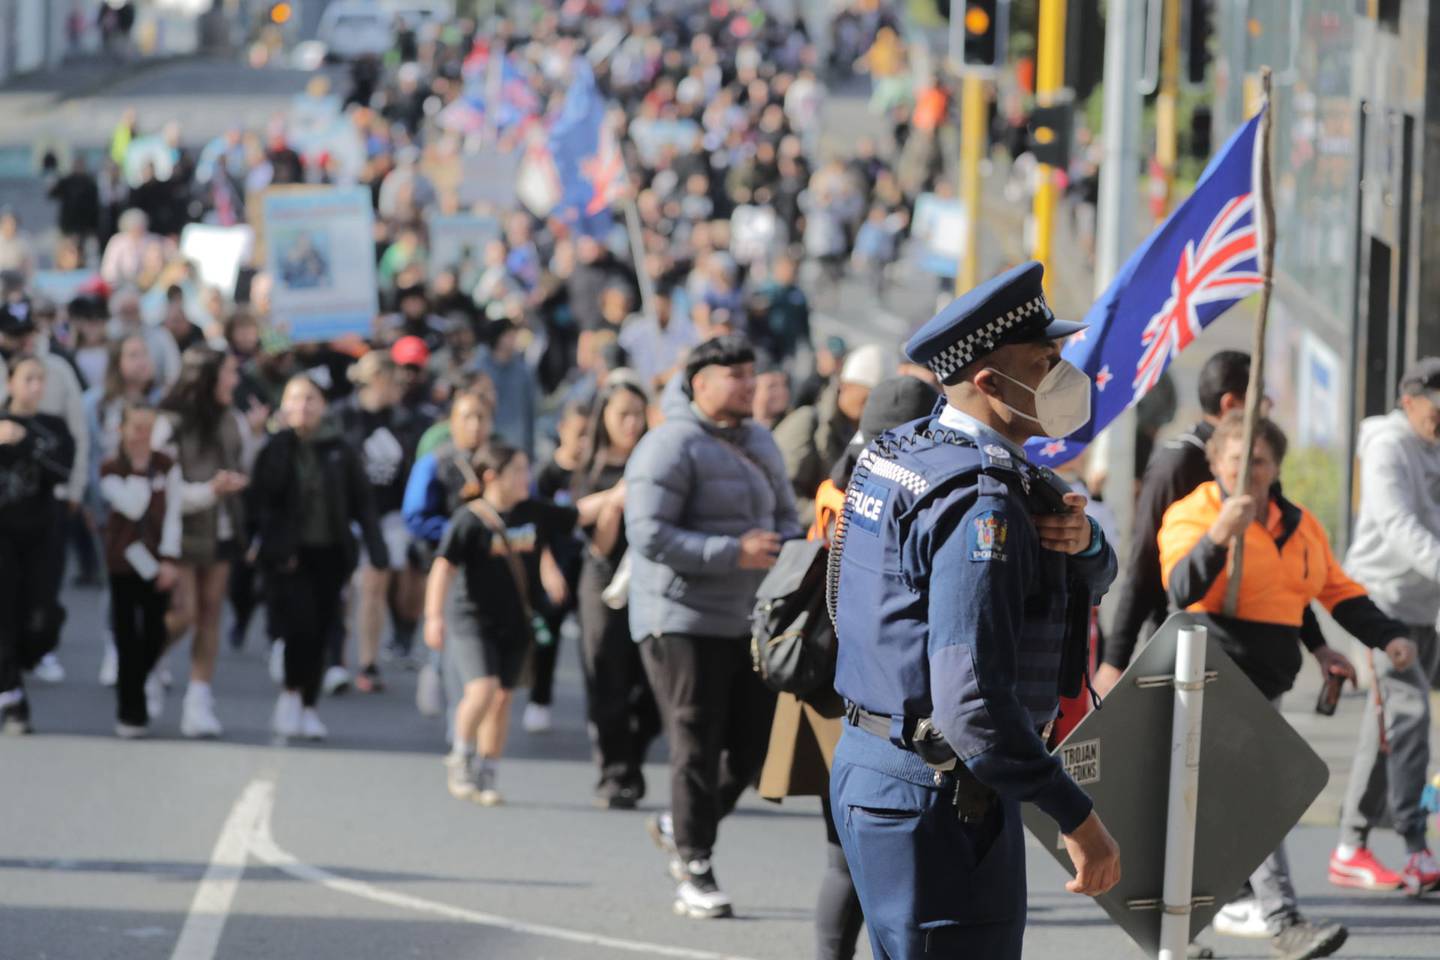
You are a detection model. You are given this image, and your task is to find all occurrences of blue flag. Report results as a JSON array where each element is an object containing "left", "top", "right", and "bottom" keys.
[
  {"left": 1027, "top": 110, "right": 1266, "bottom": 467},
  {"left": 546, "top": 58, "right": 623, "bottom": 237}
]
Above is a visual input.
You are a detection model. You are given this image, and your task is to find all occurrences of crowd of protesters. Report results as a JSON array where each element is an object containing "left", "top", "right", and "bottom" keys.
[{"left": 1, "top": 1, "right": 1438, "bottom": 954}]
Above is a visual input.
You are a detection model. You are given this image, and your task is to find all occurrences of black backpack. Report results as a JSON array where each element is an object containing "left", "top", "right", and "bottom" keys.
[{"left": 750, "top": 538, "right": 837, "bottom": 700}]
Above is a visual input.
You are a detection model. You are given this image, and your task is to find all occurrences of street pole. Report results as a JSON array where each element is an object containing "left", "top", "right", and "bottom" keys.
[
  {"left": 1157, "top": 625, "right": 1208, "bottom": 960},
  {"left": 1154, "top": 0, "right": 1182, "bottom": 218},
  {"left": 957, "top": 71, "right": 986, "bottom": 294},
  {"left": 1031, "top": 0, "right": 1067, "bottom": 295},
  {"left": 1094, "top": 0, "right": 1143, "bottom": 557}
]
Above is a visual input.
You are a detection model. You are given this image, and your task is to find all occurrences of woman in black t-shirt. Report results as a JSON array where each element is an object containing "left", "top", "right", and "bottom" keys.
[{"left": 573, "top": 378, "right": 661, "bottom": 809}]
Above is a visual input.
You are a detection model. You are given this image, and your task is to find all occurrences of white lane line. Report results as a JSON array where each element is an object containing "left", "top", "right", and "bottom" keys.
[
  {"left": 169, "top": 779, "right": 275, "bottom": 960},
  {"left": 242, "top": 778, "right": 761, "bottom": 960}
]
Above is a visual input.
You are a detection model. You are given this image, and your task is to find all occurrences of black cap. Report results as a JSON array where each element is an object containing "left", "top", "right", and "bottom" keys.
[
  {"left": 859, "top": 375, "right": 940, "bottom": 441},
  {"left": 0, "top": 298, "right": 36, "bottom": 337},
  {"left": 1399, "top": 357, "right": 1440, "bottom": 401}
]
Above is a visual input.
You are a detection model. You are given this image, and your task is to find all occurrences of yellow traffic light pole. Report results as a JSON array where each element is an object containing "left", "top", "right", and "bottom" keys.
[
  {"left": 1031, "top": 0, "right": 1066, "bottom": 297},
  {"left": 957, "top": 71, "right": 986, "bottom": 294},
  {"left": 1155, "top": 0, "right": 1181, "bottom": 217}
]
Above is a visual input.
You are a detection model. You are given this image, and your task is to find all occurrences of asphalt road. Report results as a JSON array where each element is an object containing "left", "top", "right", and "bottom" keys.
[{"left": 5, "top": 582, "right": 1438, "bottom": 960}]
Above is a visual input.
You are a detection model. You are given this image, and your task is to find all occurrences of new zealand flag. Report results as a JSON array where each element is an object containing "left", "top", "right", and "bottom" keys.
[
  {"left": 546, "top": 58, "right": 624, "bottom": 237},
  {"left": 1027, "top": 109, "right": 1267, "bottom": 467}
]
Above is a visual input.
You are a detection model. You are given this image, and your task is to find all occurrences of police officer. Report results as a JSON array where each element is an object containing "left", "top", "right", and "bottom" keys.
[{"left": 829, "top": 261, "right": 1122, "bottom": 959}]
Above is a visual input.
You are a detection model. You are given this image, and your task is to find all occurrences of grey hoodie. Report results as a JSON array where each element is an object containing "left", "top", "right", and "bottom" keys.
[
  {"left": 1344, "top": 409, "right": 1440, "bottom": 627},
  {"left": 624, "top": 376, "right": 803, "bottom": 639}
]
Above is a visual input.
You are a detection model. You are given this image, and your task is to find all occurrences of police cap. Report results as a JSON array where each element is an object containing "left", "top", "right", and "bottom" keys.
[{"left": 904, "top": 261, "right": 1086, "bottom": 385}]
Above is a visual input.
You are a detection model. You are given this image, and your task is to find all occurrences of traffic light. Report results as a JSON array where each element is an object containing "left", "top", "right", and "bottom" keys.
[
  {"left": 1065, "top": 0, "right": 1104, "bottom": 102},
  {"left": 1185, "top": 0, "right": 1212, "bottom": 85},
  {"left": 1029, "top": 102, "right": 1073, "bottom": 169},
  {"left": 953, "top": 1, "right": 1001, "bottom": 69},
  {"left": 269, "top": 2, "right": 293, "bottom": 25}
]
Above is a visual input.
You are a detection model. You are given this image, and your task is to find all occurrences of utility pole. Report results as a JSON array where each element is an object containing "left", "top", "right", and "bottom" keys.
[
  {"left": 1031, "top": 0, "right": 1067, "bottom": 295},
  {"left": 1154, "top": 0, "right": 1182, "bottom": 217},
  {"left": 1093, "top": 0, "right": 1144, "bottom": 565},
  {"left": 957, "top": 72, "right": 986, "bottom": 293}
]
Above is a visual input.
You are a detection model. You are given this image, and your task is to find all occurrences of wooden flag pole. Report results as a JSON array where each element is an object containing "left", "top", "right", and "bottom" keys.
[{"left": 1222, "top": 67, "right": 1276, "bottom": 617}]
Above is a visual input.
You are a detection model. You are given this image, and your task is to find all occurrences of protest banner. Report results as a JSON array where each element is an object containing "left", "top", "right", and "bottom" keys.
[{"left": 261, "top": 186, "right": 378, "bottom": 342}]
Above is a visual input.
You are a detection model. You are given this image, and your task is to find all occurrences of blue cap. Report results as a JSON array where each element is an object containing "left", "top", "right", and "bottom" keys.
[{"left": 904, "top": 261, "right": 1086, "bottom": 383}]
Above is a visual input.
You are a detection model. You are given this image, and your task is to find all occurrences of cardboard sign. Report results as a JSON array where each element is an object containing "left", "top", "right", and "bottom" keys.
[{"left": 261, "top": 186, "right": 378, "bottom": 343}]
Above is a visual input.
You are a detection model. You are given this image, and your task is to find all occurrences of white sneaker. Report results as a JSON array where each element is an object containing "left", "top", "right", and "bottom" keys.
[
  {"left": 99, "top": 641, "right": 118, "bottom": 687},
  {"left": 180, "top": 687, "right": 223, "bottom": 739},
  {"left": 269, "top": 641, "right": 286, "bottom": 686},
  {"left": 156, "top": 664, "right": 173, "bottom": 689},
  {"left": 322, "top": 665, "right": 351, "bottom": 696},
  {"left": 115, "top": 722, "right": 148, "bottom": 740},
  {"left": 299, "top": 708, "right": 328, "bottom": 741},
  {"left": 33, "top": 653, "right": 65, "bottom": 684},
  {"left": 672, "top": 859, "right": 733, "bottom": 919},
  {"left": 145, "top": 671, "right": 165, "bottom": 722},
  {"left": 272, "top": 691, "right": 302, "bottom": 739},
  {"left": 1212, "top": 898, "right": 1270, "bottom": 938},
  {"left": 522, "top": 702, "right": 552, "bottom": 733}
]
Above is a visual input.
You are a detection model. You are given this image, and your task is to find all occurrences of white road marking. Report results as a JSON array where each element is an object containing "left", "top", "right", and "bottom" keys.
[
  {"left": 236, "top": 777, "right": 761, "bottom": 960},
  {"left": 169, "top": 779, "right": 274, "bottom": 960}
]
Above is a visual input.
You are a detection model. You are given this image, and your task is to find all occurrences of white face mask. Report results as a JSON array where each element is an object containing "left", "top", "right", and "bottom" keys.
[{"left": 984, "top": 361, "right": 1092, "bottom": 438}]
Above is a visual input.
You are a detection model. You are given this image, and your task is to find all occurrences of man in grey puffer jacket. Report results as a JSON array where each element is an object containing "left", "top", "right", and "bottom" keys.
[
  {"left": 625, "top": 334, "right": 802, "bottom": 920},
  {"left": 1330, "top": 358, "right": 1440, "bottom": 895}
]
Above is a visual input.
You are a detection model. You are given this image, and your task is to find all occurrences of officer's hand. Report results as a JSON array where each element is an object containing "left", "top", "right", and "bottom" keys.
[
  {"left": 1386, "top": 637, "right": 1419, "bottom": 672},
  {"left": 1092, "top": 663, "right": 1124, "bottom": 699},
  {"left": 1033, "top": 493, "right": 1093, "bottom": 554},
  {"left": 737, "top": 529, "right": 782, "bottom": 570},
  {"left": 1206, "top": 494, "right": 1256, "bottom": 545},
  {"left": 1062, "top": 811, "right": 1122, "bottom": 897}
]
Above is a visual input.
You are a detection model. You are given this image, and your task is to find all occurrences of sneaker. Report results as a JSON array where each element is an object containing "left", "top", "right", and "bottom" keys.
[
  {"left": 672, "top": 859, "right": 733, "bottom": 919},
  {"left": 595, "top": 782, "right": 642, "bottom": 810},
  {"left": 1212, "top": 898, "right": 1271, "bottom": 938},
  {"left": 156, "top": 664, "right": 173, "bottom": 689},
  {"left": 445, "top": 752, "right": 478, "bottom": 800},
  {"left": 299, "top": 708, "right": 328, "bottom": 741},
  {"left": 1270, "top": 917, "right": 1347, "bottom": 960},
  {"left": 99, "top": 641, "right": 118, "bottom": 687},
  {"left": 272, "top": 691, "right": 302, "bottom": 739},
  {"left": 115, "top": 722, "right": 148, "bottom": 739},
  {"left": 180, "top": 687, "right": 223, "bottom": 739},
  {"left": 522, "top": 702, "right": 551, "bottom": 733},
  {"left": 269, "top": 641, "right": 286, "bottom": 686},
  {"left": 322, "top": 665, "right": 351, "bottom": 696},
  {"left": 1400, "top": 850, "right": 1440, "bottom": 897},
  {"left": 354, "top": 664, "right": 384, "bottom": 694},
  {"left": 474, "top": 765, "right": 502, "bottom": 806},
  {"left": 647, "top": 812, "right": 679, "bottom": 863},
  {"left": 144, "top": 671, "right": 165, "bottom": 722},
  {"left": 1328, "top": 846, "right": 1402, "bottom": 891},
  {"left": 32, "top": 653, "right": 65, "bottom": 684},
  {"left": 0, "top": 696, "right": 32, "bottom": 735}
]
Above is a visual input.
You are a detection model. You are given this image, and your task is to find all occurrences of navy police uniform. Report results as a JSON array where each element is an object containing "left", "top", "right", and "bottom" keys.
[{"left": 828, "top": 262, "right": 1118, "bottom": 959}]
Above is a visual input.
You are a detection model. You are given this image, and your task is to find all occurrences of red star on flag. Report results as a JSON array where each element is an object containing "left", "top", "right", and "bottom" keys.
[
  {"left": 580, "top": 131, "right": 624, "bottom": 216},
  {"left": 1040, "top": 439, "right": 1067, "bottom": 458},
  {"left": 1094, "top": 365, "right": 1113, "bottom": 392}
]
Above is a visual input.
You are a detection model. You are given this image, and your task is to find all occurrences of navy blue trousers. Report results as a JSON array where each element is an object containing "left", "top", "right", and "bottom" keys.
[{"left": 831, "top": 725, "right": 1027, "bottom": 960}]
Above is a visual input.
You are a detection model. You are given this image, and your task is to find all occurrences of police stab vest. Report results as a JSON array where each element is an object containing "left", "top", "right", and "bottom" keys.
[{"left": 826, "top": 415, "right": 1091, "bottom": 733}]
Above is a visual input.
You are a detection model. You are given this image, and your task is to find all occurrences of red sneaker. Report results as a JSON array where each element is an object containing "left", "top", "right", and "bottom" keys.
[
  {"left": 1328, "top": 847, "right": 1402, "bottom": 890},
  {"left": 1400, "top": 850, "right": 1440, "bottom": 897}
]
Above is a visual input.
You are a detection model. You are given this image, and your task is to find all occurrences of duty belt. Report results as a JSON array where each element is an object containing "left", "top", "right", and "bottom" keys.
[{"left": 844, "top": 702, "right": 1056, "bottom": 822}]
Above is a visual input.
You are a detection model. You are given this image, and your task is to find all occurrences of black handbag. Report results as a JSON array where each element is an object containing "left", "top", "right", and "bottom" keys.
[{"left": 750, "top": 538, "right": 837, "bottom": 699}]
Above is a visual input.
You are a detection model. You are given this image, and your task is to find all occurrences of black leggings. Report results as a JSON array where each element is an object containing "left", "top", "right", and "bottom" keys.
[
  {"left": 577, "top": 558, "right": 660, "bottom": 789},
  {"left": 0, "top": 514, "right": 66, "bottom": 698},
  {"left": 268, "top": 545, "right": 349, "bottom": 707},
  {"left": 110, "top": 573, "right": 169, "bottom": 725}
]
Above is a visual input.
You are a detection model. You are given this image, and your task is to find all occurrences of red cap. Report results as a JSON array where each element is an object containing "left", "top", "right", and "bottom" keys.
[
  {"left": 77, "top": 275, "right": 112, "bottom": 300},
  {"left": 391, "top": 335, "right": 430, "bottom": 367}
]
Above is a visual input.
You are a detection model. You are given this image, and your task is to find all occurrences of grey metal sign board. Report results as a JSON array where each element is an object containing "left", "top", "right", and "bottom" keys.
[{"left": 1022, "top": 613, "right": 1330, "bottom": 956}]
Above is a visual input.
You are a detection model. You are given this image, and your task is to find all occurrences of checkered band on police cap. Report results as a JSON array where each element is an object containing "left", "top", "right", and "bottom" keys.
[{"left": 925, "top": 294, "right": 1049, "bottom": 382}]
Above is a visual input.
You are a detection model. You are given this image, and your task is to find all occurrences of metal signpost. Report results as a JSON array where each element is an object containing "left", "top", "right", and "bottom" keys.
[{"left": 1022, "top": 614, "right": 1330, "bottom": 957}]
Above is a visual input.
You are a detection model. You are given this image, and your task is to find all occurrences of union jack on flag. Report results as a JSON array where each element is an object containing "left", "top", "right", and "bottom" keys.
[{"left": 1026, "top": 108, "right": 1267, "bottom": 469}]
